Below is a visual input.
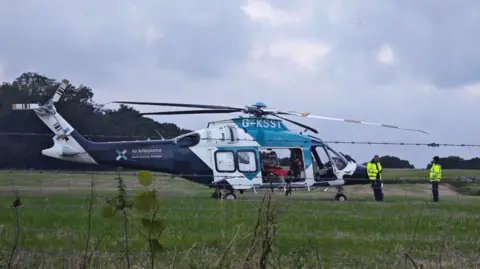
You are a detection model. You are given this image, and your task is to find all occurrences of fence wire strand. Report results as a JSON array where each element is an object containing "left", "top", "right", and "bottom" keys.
[{"left": 1, "top": 131, "right": 480, "bottom": 147}]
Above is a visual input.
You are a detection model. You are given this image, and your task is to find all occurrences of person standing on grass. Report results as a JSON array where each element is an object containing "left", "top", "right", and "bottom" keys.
[
  {"left": 429, "top": 156, "right": 442, "bottom": 202},
  {"left": 367, "top": 155, "right": 384, "bottom": 201}
]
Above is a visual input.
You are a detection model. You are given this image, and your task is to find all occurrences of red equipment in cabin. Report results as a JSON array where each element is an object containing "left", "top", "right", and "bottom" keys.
[{"left": 260, "top": 151, "right": 289, "bottom": 178}]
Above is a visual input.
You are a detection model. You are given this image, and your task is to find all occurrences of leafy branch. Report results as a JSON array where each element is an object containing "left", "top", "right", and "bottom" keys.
[
  {"left": 133, "top": 170, "right": 166, "bottom": 268},
  {"left": 99, "top": 169, "right": 166, "bottom": 269}
]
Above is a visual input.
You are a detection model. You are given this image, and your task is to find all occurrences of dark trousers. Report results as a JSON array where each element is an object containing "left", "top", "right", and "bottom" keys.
[
  {"left": 431, "top": 181, "right": 439, "bottom": 202},
  {"left": 371, "top": 179, "right": 383, "bottom": 201}
]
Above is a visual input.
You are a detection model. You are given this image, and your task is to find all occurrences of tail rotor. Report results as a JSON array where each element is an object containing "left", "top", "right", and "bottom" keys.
[
  {"left": 11, "top": 103, "right": 40, "bottom": 110},
  {"left": 10, "top": 79, "right": 69, "bottom": 113}
]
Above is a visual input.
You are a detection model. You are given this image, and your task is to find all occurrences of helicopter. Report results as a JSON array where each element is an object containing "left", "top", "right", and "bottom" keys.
[{"left": 11, "top": 80, "right": 428, "bottom": 201}]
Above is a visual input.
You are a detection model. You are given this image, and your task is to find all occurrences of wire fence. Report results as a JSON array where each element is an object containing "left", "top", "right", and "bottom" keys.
[
  {"left": 0, "top": 170, "right": 479, "bottom": 269},
  {"left": 2, "top": 131, "right": 480, "bottom": 147}
]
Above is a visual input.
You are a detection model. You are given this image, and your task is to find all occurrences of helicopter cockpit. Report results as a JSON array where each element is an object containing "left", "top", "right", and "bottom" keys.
[{"left": 311, "top": 144, "right": 349, "bottom": 182}]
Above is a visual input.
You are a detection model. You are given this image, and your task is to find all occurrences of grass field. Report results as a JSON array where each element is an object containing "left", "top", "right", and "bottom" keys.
[{"left": 0, "top": 169, "right": 479, "bottom": 268}]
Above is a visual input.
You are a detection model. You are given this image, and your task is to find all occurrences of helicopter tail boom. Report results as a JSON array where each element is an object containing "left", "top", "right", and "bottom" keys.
[
  {"left": 36, "top": 110, "right": 97, "bottom": 164},
  {"left": 11, "top": 79, "right": 97, "bottom": 164}
]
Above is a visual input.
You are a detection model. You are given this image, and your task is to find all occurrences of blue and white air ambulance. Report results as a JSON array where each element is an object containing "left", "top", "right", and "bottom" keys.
[{"left": 11, "top": 80, "right": 428, "bottom": 201}]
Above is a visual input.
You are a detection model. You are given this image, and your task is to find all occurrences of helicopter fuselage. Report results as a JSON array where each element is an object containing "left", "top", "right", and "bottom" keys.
[{"left": 39, "top": 112, "right": 370, "bottom": 192}]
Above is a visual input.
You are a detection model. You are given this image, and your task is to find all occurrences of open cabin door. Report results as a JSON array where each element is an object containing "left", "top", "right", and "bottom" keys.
[
  {"left": 259, "top": 147, "right": 308, "bottom": 185},
  {"left": 311, "top": 145, "right": 355, "bottom": 182}
]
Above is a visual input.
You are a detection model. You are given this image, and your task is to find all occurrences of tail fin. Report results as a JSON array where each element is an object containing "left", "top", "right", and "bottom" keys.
[{"left": 11, "top": 79, "right": 97, "bottom": 164}]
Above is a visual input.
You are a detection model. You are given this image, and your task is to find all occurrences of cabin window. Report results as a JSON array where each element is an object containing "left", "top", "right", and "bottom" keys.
[
  {"left": 176, "top": 133, "right": 201, "bottom": 148},
  {"left": 237, "top": 150, "right": 257, "bottom": 172},
  {"left": 214, "top": 150, "right": 236, "bottom": 172}
]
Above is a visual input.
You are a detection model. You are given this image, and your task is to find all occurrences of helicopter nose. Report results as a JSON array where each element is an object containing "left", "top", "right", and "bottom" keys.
[
  {"left": 351, "top": 164, "right": 368, "bottom": 179},
  {"left": 342, "top": 163, "right": 371, "bottom": 185}
]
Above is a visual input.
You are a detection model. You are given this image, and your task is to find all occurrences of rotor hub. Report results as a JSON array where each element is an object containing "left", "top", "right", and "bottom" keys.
[
  {"left": 244, "top": 102, "right": 269, "bottom": 117},
  {"left": 253, "top": 102, "right": 266, "bottom": 108}
]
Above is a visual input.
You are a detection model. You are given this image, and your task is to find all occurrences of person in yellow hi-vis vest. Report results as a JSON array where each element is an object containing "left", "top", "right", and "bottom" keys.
[
  {"left": 429, "top": 156, "right": 442, "bottom": 202},
  {"left": 367, "top": 155, "right": 383, "bottom": 201}
]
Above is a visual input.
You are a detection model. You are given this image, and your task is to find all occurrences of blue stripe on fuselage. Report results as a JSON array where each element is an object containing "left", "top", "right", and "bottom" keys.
[
  {"left": 69, "top": 131, "right": 214, "bottom": 186},
  {"left": 231, "top": 119, "right": 313, "bottom": 169}
]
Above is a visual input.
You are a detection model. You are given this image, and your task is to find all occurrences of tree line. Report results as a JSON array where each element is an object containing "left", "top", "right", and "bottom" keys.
[
  {"left": 0, "top": 72, "right": 191, "bottom": 170},
  {"left": 0, "top": 72, "right": 479, "bottom": 170}
]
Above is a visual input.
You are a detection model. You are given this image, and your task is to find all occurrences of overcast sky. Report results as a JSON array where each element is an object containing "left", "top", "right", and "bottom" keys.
[{"left": 1, "top": 0, "right": 479, "bottom": 168}]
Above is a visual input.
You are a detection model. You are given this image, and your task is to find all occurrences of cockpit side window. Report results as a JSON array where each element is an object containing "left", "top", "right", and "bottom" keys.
[
  {"left": 311, "top": 146, "right": 335, "bottom": 181},
  {"left": 312, "top": 145, "right": 348, "bottom": 170},
  {"left": 325, "top": 145, "right": 348, "bottom": 170},
  {"left": 313, "top": 146, "right": 330, "bottom": 167}
]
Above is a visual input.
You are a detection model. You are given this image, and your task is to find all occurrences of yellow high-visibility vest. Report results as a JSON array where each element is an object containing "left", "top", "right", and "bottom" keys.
[
  {"left": 367, "top": 162, "right": 382, "bottom": 180},
  {"left": 429, "top": 163, "right": 442, "bottom": 182}
]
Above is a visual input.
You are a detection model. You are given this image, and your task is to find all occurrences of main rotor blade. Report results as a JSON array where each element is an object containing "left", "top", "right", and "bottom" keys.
[
  {"left": 140, "top": 109, "right": 242, "bottom": 116},
  {"left": 112, "top": 101, "right": 241, "bottom": 110},
  {"left": 281, "top": 111, "right": 428, "bottom": 135},
  {"left": 271, "top": 114, "right": 319, "bottom": 134}
]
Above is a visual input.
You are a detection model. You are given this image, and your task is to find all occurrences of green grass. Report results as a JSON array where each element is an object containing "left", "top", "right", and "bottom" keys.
[
  {"left": 382, "top": 168, "right": 480, "bottom": 179},
  {"left": 381, "top": 168, "right": 480, "bottom": 196},
  {"left": 0, "top": 169, "right": 479, "bottom": 268}
]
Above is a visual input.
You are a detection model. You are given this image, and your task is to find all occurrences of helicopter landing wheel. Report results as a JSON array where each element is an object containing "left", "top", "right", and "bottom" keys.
[
  {"left": 223, "top": 193, "right": 237, "bottom": 200},
  {"left": 211, "top": 189, "right": 222, "bottom": 199},
  {"left": 332, "top": 186, "right": 347, "bottom": 201}
]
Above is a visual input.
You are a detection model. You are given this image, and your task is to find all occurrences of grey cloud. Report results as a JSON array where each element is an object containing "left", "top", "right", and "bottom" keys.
[
  {"left": 150, "top": 1, "right": 252, "bottom": 78},
  {"left": 311, "top": 0, "right": 480, "bottom": 89},
  {"left": 0, "top": 0, "right": 252, "bottom": 82},
  {"left": 0, "top": 2, "right": 147, "bottom": 84}
]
